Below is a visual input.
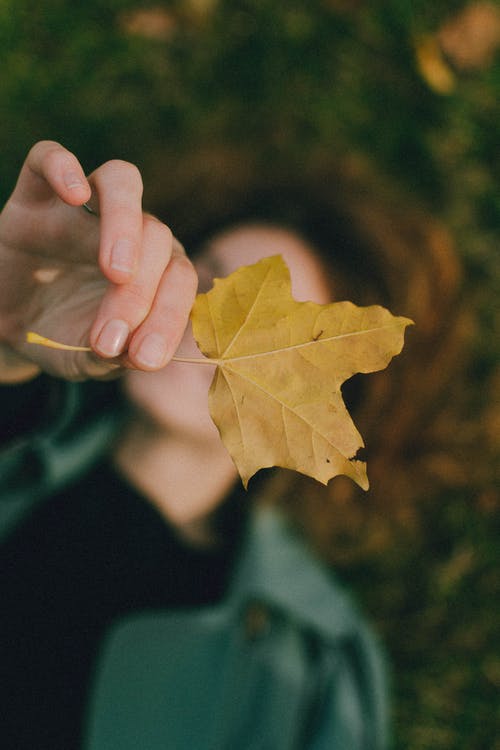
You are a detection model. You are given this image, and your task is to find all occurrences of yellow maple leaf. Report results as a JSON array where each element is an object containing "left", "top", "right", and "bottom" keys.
[
  {"left": 191, "top": 255, "right": 413, "bottom": 489},
  {"left": 27, "top": 255, "right": 413, "bottom": 489}
]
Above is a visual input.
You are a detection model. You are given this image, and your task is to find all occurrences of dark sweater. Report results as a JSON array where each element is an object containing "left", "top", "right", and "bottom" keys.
[{"left": 0, "top": 458, "right": 243, "bottom": 750}]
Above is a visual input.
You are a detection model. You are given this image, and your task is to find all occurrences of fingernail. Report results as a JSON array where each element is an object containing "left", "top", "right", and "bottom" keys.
[
  {"left": 111, "top": 238, "right": 134, "bottom": 273},
  {"left": 95, "top": 319, "right": 130, "bottom": 358},
  {"left": 136, "top": 333, "right": 167, "bottom": 369},
  {"left": 64, "top": 170, "right": 85, "bottom": 190}
]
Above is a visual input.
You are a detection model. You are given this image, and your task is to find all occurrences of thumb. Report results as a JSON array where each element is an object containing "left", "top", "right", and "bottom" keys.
[{"left": 14, "top": 140, "right": 91, "bottom": 207}]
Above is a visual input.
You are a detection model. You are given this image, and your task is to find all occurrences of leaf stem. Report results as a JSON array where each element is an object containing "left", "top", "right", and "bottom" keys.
[
  {"left": 171, "top": 355, "right": 217, "bottom": 365},
  {"left": 26, "top": 332, "right": 217, "bottom": 365}
]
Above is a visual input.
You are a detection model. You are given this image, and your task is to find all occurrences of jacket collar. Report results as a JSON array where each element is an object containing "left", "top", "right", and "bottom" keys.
[{"left": 227, "top": 506, "right": 360, "bottom": 641}]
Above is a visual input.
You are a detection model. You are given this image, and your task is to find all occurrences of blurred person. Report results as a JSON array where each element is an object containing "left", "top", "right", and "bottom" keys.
[{"left": 0, "top": 142, "right": 387, "bottom": 749}]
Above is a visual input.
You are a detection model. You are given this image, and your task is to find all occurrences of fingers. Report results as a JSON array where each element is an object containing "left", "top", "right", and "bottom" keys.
[
  {"left": 90, "top": 217, "right": 198, "bottom": 371},
  {"left": 19, "top": 140, "right": 91, "bottom": 206},
  {"left": 14, "top": 142, "right": 197, "bottom": 373},
  {"left": 17, "top": 142, "right": 145, "bottom": 286},
  {"left": 127, "top": 238, "right": 198, "bottom": 370},
  {"left": 88, "top": 160, "right": 144, "bottom": 285}
]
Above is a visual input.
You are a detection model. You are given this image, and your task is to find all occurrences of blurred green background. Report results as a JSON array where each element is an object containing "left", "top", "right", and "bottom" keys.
[{"left": 1, "top": 1, "right": 498, "bottom": 747}]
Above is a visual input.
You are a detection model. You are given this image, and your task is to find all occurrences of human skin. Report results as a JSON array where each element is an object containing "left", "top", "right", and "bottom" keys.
[{"left": 0, "top": 141, "right": 197, "bottom": 382}]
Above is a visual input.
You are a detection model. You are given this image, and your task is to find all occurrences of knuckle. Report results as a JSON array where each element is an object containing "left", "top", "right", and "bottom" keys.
[
  {"left": 154, "top": 301, "right": 187, "bottom": 338},
  {"left": 158, "top": 221, "right": 173, "bottom": 245},
  {"left": 174, "top": 254, "right": 198, "bottom": 295},
  {"left": 103, "top": 160, "right": 143, "bottom": 192},
  {"left": 145, "top": 214, "right": 173, "bottom": 242},
  {"left": 143, "top": 211, "right": 163, "bottom": 223},
  {"left": 143, "top": 218, "right": 174, "bottom": 267},
  {"left": 116, "top": 283, "right": 151, "bottom": 321},
  {"left": 152, "top": 264, "right": 198, "bottom": 324},
  {"left": 34, "top": 141, "right": 74, "bottom": 173},
  {"left": 29, "top": 139, "right": 61, "bottom": 157},
  {"left": 172, "top": 236, "right": 186, "bottom": 255}
]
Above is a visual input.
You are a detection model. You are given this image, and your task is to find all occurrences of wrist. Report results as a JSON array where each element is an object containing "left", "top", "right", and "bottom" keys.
[
  {"left": 0, "top": 341, "right": 41, "bottom": 384},
  {"left": 0, "top": 242, "right": 41, "bottom": 382}
]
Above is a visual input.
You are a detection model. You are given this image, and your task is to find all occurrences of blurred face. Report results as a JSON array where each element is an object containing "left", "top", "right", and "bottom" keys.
[{"left": 124, "top": 224, "right": 331, "bottom": 441}]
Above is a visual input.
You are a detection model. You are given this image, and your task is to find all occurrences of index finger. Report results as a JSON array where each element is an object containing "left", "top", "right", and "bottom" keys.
[{"left": 88, "top": 159, "right": 144, "bottom": 285}]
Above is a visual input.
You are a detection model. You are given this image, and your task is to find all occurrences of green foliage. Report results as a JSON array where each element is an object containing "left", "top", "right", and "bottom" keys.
[
  {"left": 0, "top": 0, "right": 498, "bottom": 228},
  {"left": 341, "top": 488, "right": 500, "bottom": 750}
]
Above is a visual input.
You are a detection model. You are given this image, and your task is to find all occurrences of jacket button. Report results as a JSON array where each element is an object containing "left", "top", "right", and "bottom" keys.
[{"left": 244, "top": 601, "right": 272, "bottom": 641}]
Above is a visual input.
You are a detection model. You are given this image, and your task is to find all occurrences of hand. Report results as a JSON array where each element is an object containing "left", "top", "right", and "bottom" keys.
[{"left": 0, "top": 141, "right": 197, "bottom": 381}]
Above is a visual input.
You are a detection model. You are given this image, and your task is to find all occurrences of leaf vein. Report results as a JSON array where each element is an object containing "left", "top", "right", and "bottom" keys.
[
  {"left": 220, "top": 367, "right": 248, "bottom": 456},
  {"left": 221, "top": 322, "right": 404, "bottom": 362},
  {"left": 222, "top": 364, "right": 357, "bottom": 460},
  {"left": 207, "top": 292, "right": 221, "bottom": 357},
  {"left": 221, "top": 265, "right": 274, "bottom": 358}
]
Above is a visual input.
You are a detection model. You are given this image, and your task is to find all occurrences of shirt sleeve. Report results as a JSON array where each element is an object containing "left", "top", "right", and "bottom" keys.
[
  {"left": 0, "top": 377, "right": 125, "bottom": 540},
  {"left": 0, "top": 375, "right": 65, "bottom": 449}
]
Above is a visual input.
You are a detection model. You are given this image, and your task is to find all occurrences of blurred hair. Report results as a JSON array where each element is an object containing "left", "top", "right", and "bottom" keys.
[{"left": 149, "top": 147, "right": 486, "bottom": 563}]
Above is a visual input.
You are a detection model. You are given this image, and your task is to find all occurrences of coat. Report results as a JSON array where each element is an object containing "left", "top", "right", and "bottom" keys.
[
  {"left": 1, "top": 378, "right": 388, "bottom": 749},
  {"left": 84, "top": 506, "right": 388, "bottom": 749}
]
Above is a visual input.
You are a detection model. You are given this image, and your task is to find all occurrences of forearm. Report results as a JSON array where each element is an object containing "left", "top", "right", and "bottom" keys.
[
  {"left": 0, "top": 192, "right": 42, "bottom": 382},
  {"left": 0, "top": 343, "right": 41, "bottom": 383}
]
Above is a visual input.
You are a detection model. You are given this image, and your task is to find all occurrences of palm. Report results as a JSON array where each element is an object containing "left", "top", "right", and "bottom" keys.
[{"left": 0, "top": 189, "right": 112, "bottom": 378}]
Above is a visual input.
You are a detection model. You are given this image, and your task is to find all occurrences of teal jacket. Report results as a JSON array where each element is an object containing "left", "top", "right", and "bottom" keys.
[{"left": 1, "top": 379, "right": 388, "bottom": 749}]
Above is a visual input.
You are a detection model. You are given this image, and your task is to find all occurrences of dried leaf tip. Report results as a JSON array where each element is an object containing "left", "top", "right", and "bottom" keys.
[{"left": 26, "top": 331, "right": 91, "bottom": 352}]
